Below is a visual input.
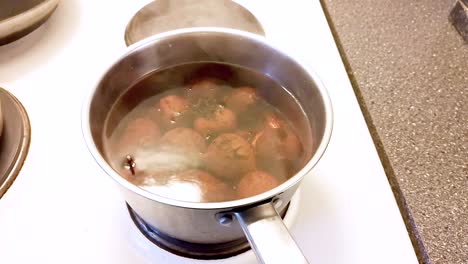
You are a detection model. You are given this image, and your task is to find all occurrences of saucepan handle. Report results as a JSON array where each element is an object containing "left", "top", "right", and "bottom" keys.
[{"left": 234, "top": 202, "right": 309, "bottom": 264}]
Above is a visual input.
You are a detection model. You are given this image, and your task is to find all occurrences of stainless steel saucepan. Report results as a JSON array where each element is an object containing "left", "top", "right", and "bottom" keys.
[
  {"left": 0, "top": 0, "right": 60, "bottom": 45},
  {"left": 82, "top": 27, "right": 333, "bottom": 264}
]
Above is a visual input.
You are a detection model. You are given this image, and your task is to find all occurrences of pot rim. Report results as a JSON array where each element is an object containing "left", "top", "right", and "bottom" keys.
[
  {"left": 0, "top": 0, "right": 60, "bottom": 38},
  {"left": 81, "top": 27, "right": 333, "bottom": 210},
  {"left": 0, "top": 0, "right": 59, "bottom": 23}
]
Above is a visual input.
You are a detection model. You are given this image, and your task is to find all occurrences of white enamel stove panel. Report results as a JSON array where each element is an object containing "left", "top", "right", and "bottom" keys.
[{"left": 0, "top": 0, "right": 418, "bottom": 263}]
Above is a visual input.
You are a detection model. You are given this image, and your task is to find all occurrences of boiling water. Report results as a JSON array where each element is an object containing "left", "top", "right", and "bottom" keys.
[{"left": 103, "top": 63, "right": 307, "bottom": 203}]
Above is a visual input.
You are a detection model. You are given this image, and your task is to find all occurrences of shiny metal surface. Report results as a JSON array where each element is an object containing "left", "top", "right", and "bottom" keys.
[
  {"left": 118, "top": 183, "right": 298, "bottom": 244},
  {"left": 235, "top": 203, "right": 309, "bottom": 264},
  {"left": 0, "top": 96, "right": 3, "bottom": 139},
  {"left": 0, "top": 88, "right": 31, "bottom": 198},
  {"left": 82, "top": 28, "right": 332, "bottom": 260},
  {"left": 128, "top": 203, "right": 252, "bottom": 259},
  {"left": 125, "top": 0, "right": 264, "bottom": 46},
  {"left": 0, "top": 0, "right": 60, "bottom": 45}
]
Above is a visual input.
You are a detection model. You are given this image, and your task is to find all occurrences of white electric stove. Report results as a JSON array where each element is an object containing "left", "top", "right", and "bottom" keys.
[{"left": 0, "top": 1, "right": 419, "bottom": 263}]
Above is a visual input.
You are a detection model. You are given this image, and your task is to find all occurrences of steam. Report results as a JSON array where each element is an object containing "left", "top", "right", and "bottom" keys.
[{"left": 131, "top": 145, "right": 201, "bottom": 175}]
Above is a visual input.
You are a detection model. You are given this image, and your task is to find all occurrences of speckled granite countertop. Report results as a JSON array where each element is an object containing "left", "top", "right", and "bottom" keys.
[{"left": 321, "top": 0, "right": 467, "bottom": 263}]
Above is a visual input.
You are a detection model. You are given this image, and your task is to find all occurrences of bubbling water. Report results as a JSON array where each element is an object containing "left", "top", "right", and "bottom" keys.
[{"left": 103, "top": 62, "right": 308, "bottom": 203}]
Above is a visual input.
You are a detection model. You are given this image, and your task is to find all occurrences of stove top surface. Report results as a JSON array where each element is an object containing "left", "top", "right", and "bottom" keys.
[{"left": 0, "top": 1, "right": 418, "bottom": 263}]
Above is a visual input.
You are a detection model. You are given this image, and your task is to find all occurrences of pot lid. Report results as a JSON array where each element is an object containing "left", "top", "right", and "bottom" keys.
[
  {"left": 0, "top": 88, "right": 31, "bottom": 199},
  {"left": 124, "top": 0, "right": 264, "bottom": 46}
]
